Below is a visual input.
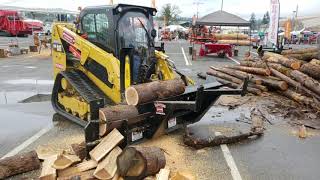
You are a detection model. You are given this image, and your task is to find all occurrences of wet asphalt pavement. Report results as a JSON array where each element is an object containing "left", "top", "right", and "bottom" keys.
[{"left": 0, "top": 40, "right": 319, "bottom": 179}]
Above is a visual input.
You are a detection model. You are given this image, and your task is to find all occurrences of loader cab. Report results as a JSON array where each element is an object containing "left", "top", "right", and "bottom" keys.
[{"left": 80, "top": 4, "right": 157, "bottom": 91}]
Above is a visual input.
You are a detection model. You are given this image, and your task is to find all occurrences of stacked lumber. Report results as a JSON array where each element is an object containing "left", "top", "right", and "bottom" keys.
[{"left": 205, "top": 50, "right": 320, "bottom": 111}]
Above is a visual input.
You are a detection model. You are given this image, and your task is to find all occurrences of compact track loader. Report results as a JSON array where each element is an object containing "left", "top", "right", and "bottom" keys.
[{"left": 51, "top": 4, "right": 247, "bottom": 152}]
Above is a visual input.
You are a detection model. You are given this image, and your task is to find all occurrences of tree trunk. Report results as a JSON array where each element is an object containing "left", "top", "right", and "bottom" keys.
[
  {"left": 253, "top": 75, "right": 288, "bottom": 91},
  {"left": 117, "top": 146, "right": 166, "bottom": 179},
  {"left": 263, "top": 52, "right": 301, "bottom": 69},
  {"left": 249, "top": 83, "right": 268, "bottom": 92},
  {"left": 125, "top": 79, "right": 185, "bottom": 105},
  {"left": 0, "top": 151, "right": 41, "bottom": 179},
  {"left": 215, "top": 77, "right": 262, "bottom": 95},
  {"left": 217, "top": 40, "right": 251, "bottom": 46},
  {"left": 240, "top": 61, "right": 292, "bottom": 76},
  {"left": 281, "top": 47, "right": 318, "bottom": 55},
  {"left": 210, "top": 66, "right": 262, "bottom": 85},
  {"left": 310, "top": 59, "right": 320, "bottom": 66},
  {"left": 214, "top": 33, "right": 248, "bottom": 40},
  {"left": 286, "top": 52, "right": 318, "bottom": 61},
  {"left": 207, "top": 69, "right": 242, "bottom": 84},
  {"left": 300, "top": 63, "right": 320, "bottom": 80},
  {"left": 228, "top": 66, "right": 271, "bottom": 76},
  {"left": 279, "top": 89, "right": 314, "bottom": 107},
  {"left": 290, "top": 70, "right": 320, "bottom": 96},
  {"left": 270, "top": 68, "right": 320, "bottom": 101}
]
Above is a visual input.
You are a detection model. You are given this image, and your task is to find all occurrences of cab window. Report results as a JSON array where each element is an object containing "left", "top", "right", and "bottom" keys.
[{"left": 82, "top": 13, "right": 109, "bottom": 47}]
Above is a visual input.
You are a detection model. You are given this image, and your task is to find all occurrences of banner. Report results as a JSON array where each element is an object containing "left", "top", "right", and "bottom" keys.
[
  {"left": 284, "top": 19, "right": 292, "bottom": 40},
  {"left": 268, "top": 0, "right": 280, "bottom": 45}
]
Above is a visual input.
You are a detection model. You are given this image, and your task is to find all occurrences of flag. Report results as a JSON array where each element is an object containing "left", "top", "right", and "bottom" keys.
[{"left": 268, "top": 0, "right": 280, "bottom": 45}]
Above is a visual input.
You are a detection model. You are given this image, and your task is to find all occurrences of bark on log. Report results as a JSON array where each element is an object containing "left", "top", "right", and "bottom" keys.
[
  {"left": 217, "top": 40, "right": 251, "bottom": 46},
  {"left": 290, "top": 70, "right": 320, "bottom": 96},
  {"left": 125, "top": 79, "right": 185, "bottom": 105},
  {"left": 310, "top": 59, "right": 320, "bottom": 66},
  {"left": 281, "top": 47, "right": 318, "bottom": 55},
  {"left": 254, "top": 75, "right": 288, "bottom": 91},
  {"left": 207, "top": 69, "right": 242, "bottom": 84},
  {"left": 215, "top": 77, "right": 262, "bottom": 95},
  {"left": 286, "top": 52, "right": 318, "bottom": 61},
  {"left": 71, "top": 142, "right": 86, "bottom": 161},
  {"left": 300, "top": 63, "right": 320, "bottom": 80},
  {"left": 228, "top": 66, "right": 271, "bottom": 76},
  {"left": 214, "top": 33, "right": 248, "bottom": 40},
  {"left": 249, "top": 83, "right": 268, "bottom": 92},
  {"left": 240, "top": 61, "right": 293, "bottom": 76},
  {"left": 210, "top": 66, "right": 262, "bottom": 85},
  {"left": 270, "top": 68, "right": 320, "bottom": 101},
  {"left": 263, "top": 52, "right": 301, "bottom": 69},
  {"left": 279, "top": 89, "right": 319, "bottom": 111},
  {"left": 0, "top": 151, "right": 41, "bottom": 179},
  {"left": 117, "top": 146, "right": 166, "bottom": 179}
]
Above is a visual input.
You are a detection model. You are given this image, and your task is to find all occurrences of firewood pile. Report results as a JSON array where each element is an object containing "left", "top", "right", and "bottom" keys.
[
  {"left": 203, "top": 47, "right": 320, "bottom": 111},
  {"left": 0, "top": 128, "right": 186, "bottom": 180}
]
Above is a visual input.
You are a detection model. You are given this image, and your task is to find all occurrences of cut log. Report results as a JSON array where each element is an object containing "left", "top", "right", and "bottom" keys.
[
  {"left": 249, "top": 83, "right": 268, "bottom": 92},
  {"left": 228, "top": 66, "right": 271, "bottom": 76},
  {"left": 210, "top": 66, "right": 262, "bottom": 85},
  {"left": 117, "top": 146, "right": 166, "bottom": 178},
  {"left": 90, "top": 128, "right": 124, "bottom": 162},
  {"left": 279, "top": 89, "right": 314, "bottom": 106},
  {"left": 310, "top": 59, "right": 320, "bottom": 66},
  {"left": 263, "top": 52, "right": 301, "bottom": 69},
  {"left": 71, "top": 142, "right": 86, "bottom": 161},
  {"left": 300, "top": 63, "right": 320, "bottom": 80},
  {"left": 270, "top": 68, "right": 320, "bottom": 101},
  {"left": 281, "top": 47, "right": 318, "bottom": 55},
  {"left": 240, "top": 61, "right": 293, "bottom": 77},
  {"left": 40, "top": 155, "right": 57, "bottom": 180},
  {"left": 58, "top": 160, "right": 97, "bottom": 177},
  {"left": 207, "top": 69, "right": 242, "bottom": 84},
  {"left": 57, "top": 169, "right": 95, "bottom": 180},
  {"left": 215, "top": 77, "right": 262, "bottom": 95},
  {"left": 0, "top": 151, "right": 41, "bottom": 179},
  {"left": 171, "top": 171, "right": 196, "bottom": 180},
  {"left": 125, "top": 79, "right": 185, "bottom": 105},
  {"left": 156, "top": 168, "right": 170, "bottom": 180},
  {"left": 285, "top": 52, "right": 318, "bottom": 61},
  {"left": 214, "top": 33, "right": 248, "bottom": 40},
  {"left": 253, "top": 75, "right": 288, "bottom": 91},
  {"left": 36, "top": 146, "right": 63, "bottom": 160},
  {"left": 94, "top": 146, "right": 122, "bottom": 180},
  {"left": 217, "top": 39, "right": 251, "bottom": 46},
  {"left": 53, "top": 153, "right": 81, "bottom": 170},
  {"left": 290, "top": 70, "right": 320, "bottom": 96}
]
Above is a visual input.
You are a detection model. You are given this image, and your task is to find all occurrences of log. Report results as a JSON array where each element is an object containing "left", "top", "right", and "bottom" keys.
[
  {"left": 117, "top": 146, "right": 166, "bottom": 178},
  {"left": 217, "top": 40, "right": 251, "bottom": 46},
  {"left": 290, "top": 70, "right": 320, "bottom": 96},
  {"left": 300, "top": 63, "right": 320, "bottom": 80},
  {"left": 228, "top": 66, "right": 271, "bottom": 76},
  {"left": 58, "top": 160, "right": 97, "bottom": 177},
  {"left": 279, "top": 89, "right": 314, "bottom": 106},
  {"left": 207, "top": 69, "right": 242, "bottom": 84},
  {"left": 254, "top": 75, "right": 288, "bottom": 91},
  {"left": 53, "top": 153, "right": 81, "bottom": 170},
  {"left": 286, "top": 52, "right": 318, "bottom": 61},
  {"left": 125, "top": 79, "right": 185, "bottom": 105},
  {"left": 249, "top": 83, "right": 268, "bottom": 92},
  {"left": 310, "top": 59, "right": 320, "bottom": 66},
  {"left": 215, "top": 77, "right": 262, "bottom": 95},
  {"left": 270, "top": 68, "right": 320, "bottom": 101},
  {"left": 263, "top": 52, "right": 301, "bottom": 69},
  {"left": 71, "top": 142, "right": 86, "bottom": 161},
  {"left": 210, "top": 66, "right": 262, "bottom": 85},
  {"left": 240, "top": 61, "right": 293, "bottom": 76},
  {"left": 94, "top": 146, "right": 122, "bottom": 179},
  {"left": 40, "top": 155, "right": 57, "bottom": 180},
  {"left": 89, "top": 128, "right": 124, "bottom": 162},
  {"left": 214, "top": 33, "right": 248, "bottom": 40},
  {"left": 156, "top": 169, "right": 170, "bottom": 180},
  {"left": 0, "top": 151, "right": 41, "bottom": 179},
  {"left": 281, "top": 47, "right": 318, "bottom": 55},
  {"left": 57, "top": 169, "right": 95, "bottom": 180}
]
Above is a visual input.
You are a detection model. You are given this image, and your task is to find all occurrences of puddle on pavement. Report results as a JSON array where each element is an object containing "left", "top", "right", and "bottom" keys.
[
  {"left": 3, "top": 79, "right": 53, "bottom": 85},
  {"left": 0, "top": 91, "right": 51, "bottom": 104}
]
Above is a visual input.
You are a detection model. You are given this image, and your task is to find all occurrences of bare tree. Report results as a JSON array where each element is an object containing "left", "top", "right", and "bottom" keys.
[{"left": 160, "top": 4, "right": 181, "bottom": 26}]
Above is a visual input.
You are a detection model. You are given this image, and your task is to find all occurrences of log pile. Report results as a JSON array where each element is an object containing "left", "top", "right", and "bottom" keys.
[
  {"left": 281, "top": 47, "right": 319, "bottom": 61},
  {"left": 205, "top": 48, "right": 320, "bottom": 111},
  {"left": 2, "top": 128, "right": 169, "bottom": 180}
]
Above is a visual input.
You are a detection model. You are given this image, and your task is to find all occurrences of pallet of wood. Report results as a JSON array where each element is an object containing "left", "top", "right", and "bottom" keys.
[{"left": 204, "top": 51, "right": 320, "bottom": 111}]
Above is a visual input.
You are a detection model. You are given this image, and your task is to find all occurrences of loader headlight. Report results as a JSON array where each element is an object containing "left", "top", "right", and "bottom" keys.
[
  {"left": 117, "top": 7, "right": 122, "bottom": 13},
  {"left": 152, "top": 10, "right": 156, "bottom": 16}
]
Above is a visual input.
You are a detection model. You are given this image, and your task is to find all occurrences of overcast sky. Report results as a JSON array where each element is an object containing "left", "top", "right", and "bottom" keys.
[{"left": 1, "top": 0, "right": 319, "bottom": 19}]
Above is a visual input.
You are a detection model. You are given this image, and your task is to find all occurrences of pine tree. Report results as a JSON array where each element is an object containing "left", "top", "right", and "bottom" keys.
[{"left": 249, "top": 13, "right": 256, "bottom": 30}]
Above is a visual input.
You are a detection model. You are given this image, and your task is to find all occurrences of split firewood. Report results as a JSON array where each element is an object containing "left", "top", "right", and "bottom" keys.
[
  {"left": 290, "top": 70, "right": 320, "bottom": 96},
  {"left": 228, "top": 65, "right": 271, "bottom": 76},
  {"left": 215, "top": 77, "right": 262, "bottom": 95},
  {"left": 156, "top": 169, "right": 170, "bottom": 180},
  {"left": 310, "top": 59, "right": 320, "bottom": 66},
  {"left": 0, "top": 151, "right": 41, "bottom": 179},
  {"left": 99, "top": 105, "right": 140, "bottom": 136},
  {"left": 53, "top": 153, "right": 81, "bottom": 170},
  {"left": 171, "top": 171, "right": 196, "bottom": 180},
  {"left": 263, "top": 52, "right": 301, "bottom": 70},
  {"left": 40, "top": 155, "right": 57, "bottom": 180},
  {"left": 270, "top": 68, "right": 320, "bottom": 101},
  {"left": 210, "top": 66, "right": 262, "bottom": 84},
  {"left": 36, "top": 145, "right": 63, "bottom": 160},
  {"left": 286, "top": 52, "right": 318, "bottom": 61},
  {"left": 58, "top": 160, "right": 97, "bottom": 177},
  {"left": 89, "top": 128, "right": 124, "bottom": 162},
  {"left": 125, "top": 79, "right": 185, "bottom": 105},
  {"left": 281, "top": 47, "right": 318, "bottom": 55},
  {"left": 117, "top": 146, "right": 166, "bottom": 179},
  {"left": 94, "top": 146, "right": 122, "bottom": 179},
  {"left": 299, "top": 63, "right": 320, "bottom": 80},
  {"left": 57, "top": 169, "right": 95, "bottom": 180},
  {"left": 71, "top": 142, "right": 86, "bottom": 161}
]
